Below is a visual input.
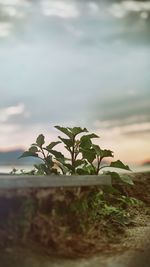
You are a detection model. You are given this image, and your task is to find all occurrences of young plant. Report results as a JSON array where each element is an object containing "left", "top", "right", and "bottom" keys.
[
  {"left": 20, "top": 134, "right": 64, "bottom": 175},
  {"left": 78, "top": 138, "right": 133, "bottom": 184},
  {"left": 54, "top": 126, "right": 99, "bottom": 174},
  {"left": 19, "top": 125, "right": 133, "bottom": 185}
]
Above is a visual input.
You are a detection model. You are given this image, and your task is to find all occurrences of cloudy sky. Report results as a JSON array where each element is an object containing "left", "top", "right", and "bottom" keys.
[{"left": 0, "top": 0, "right": 150, "bottom": 164}]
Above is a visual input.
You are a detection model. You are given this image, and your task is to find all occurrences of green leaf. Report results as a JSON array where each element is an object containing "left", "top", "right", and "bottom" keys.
[
  {"left": 80, "top": 133, "right": 99, "bottom": 149},
  {"left": 36, "top": 134, "right": 45, "bottom": 147},
  {"left": 85, "top": 164, "right": 97, "bottom": 174},
  {"left": 110, "top": 160, "right": 131, "bottom": 171},
  {"left": 55, "top": 126, "right": 88, "bottom": 139},
  {"left": 85, "top": 133, "right": 99, "bottom": 139},
  {"left": 44, "top": 155, "right": 53, "bottom": 166},
  {"left": 46, "top": 141, "right": 61, "bottom": 151},
  {"left": 76, "top": 163, "right": 92, "bottom": 175},
  {"left": 100, "top": 149, "right": 114, "bottom": 158},
  {"left": 49, "top": 149, "right": 65, "bottom": 160},
  {"left": 55, "top": 126, "right": 73, "bottom": 138},
  {"left": 56, "top": 160, "right": 68, "bottom": 174},
  {"left": 119, "top": 174, "right": 134, "bottom": 185},
  {"left": 81, "top": 148, "right": 96, "bottom": 163},
  {"left": 92, "top": 144, "right": 101, "bottom": 154},
  {"left": 58, "top": 137, "right": 74, "bottom": 148},
  {"left": 105, "top": 171, "right": 133, "bottom": 185},
  {"left": 102, "top": 185, "right": 120, "bottom": 195},
  {"left": 92, "top": 145, "right": 113, "bottom": 159},
  {"left": 80, "top": 137, "right": 92, "bottom": 149},
  {"left": 68, "top": 127, "right": 88, "bottom": 136},
  {"left": 74, "top": 159, "right": 85, "bottom": 168},
  {"left": 63, "top": 163, "right": 74, "bottom": 172},
  {"left": 19, "top": 151, "right": 38, "bottom": 158},
  {"left": 34, "top": 163, "right": 50, "bottom": 175},
  {"left": 29, "top": 146, "right": 39, "bottom": 153},
  {"left": 100, "top": 149, "right": 113, "bottom": 158}
]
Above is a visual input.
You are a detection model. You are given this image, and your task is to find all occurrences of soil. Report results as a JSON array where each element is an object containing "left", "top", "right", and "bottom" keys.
[{"left": 0, "top": 171, "right": 150, "bottom": 267}]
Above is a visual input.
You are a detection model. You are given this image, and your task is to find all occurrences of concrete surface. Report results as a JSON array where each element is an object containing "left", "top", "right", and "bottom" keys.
[{"left": 0, "top": 175, "right": 111, "bottom": 189}]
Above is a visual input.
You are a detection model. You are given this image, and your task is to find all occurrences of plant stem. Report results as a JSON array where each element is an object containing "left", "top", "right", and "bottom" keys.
[
  {"left": 41, "top": 147, "right": 47, "bottom": 161},
  {"left": 71, "top": 136, "right": 76, "bottom": 173},
  {"left": 96, "top": 156, "right": 102, "bottom": 175}
]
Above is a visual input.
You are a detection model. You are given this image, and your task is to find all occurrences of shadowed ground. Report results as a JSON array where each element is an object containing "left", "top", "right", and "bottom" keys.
[{"left": 0, "top": 172, "right": 150, "bottom": 267}]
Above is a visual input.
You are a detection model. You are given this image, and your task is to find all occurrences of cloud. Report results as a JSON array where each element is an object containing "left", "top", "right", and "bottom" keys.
[
  {"left": 88, "top": 2, "right": 100, "bottom": 15},
  {"left": 109, "top": 1, "right": 150, "bottom": 19},
  {"left": 0, "top": 0, "right": 30, "bottom": 39},
  {"left": 111, "top": 122, "right": 150, "bottom": 136},
  {"left": 0, "top": 0, "right": 149, "bottom": 164},
  {"left": 1, "top": 6, "right": 17, "bottom": 17},
  {"left": 41, "top": 0, "right": 79, "bottom": 18},
  {"left": 0, "top": 5, "right": 25, "bottom": 19},
  {"left": 91, "top": 120, "right": 150, "bottom": 164},
  {"left": 0, "top": 121, "right": 58, "bottom": 150},
  {"left": 0, "top": 0, "right": 149, "bottom": 46},
  {"left": 0, "top": 22, "right": 12, "bottom": 37},
  {"left": 0, "top": 103, "right": 29, "bottom": 123},
  {"left": 0, "top": 0, "right": 30, "bottom": 7},
  {"left": 92, "top": 91, "right": 150, "bottom": 126}
]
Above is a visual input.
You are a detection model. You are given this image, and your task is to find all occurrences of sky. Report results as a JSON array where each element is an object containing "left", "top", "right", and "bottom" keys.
[{"left": 0, "top": 0, "right": 150, "bottom": 164}]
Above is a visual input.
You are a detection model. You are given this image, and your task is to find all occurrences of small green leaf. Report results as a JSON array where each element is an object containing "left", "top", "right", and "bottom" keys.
[
  {"left": 102, "top": 185, "right": 120, "bottom": 195},
  {"left": 105, "top": 171, "right": 133, "bottom": 185},
  {"left": 29, "top": 146, "right": 39, "bottom": 153},
  {"left": 19, "top": 151, "right": 38, "bottom": 158},
  {"left": 49, "top": 149, "right": 65, "bottom": 160},
  {"left": 45, "top": 155, "right": 54, "bottom": 167},
  {"left": 34, "top": 163, "right": 50, "bottom": 175},
  {"left": 119, "top": 174, "right": 134, "bottom": 185},
  {"left": 92, "top": 145, "right": 113, "bottom": 159},
  {"left": 46, "top": 141, "right": 61, "bottom": 151},
  {"left": 81, "top": 148, "right": 96, "bottom": 163},
  {"left": 36, "top": 134, "right": 45, "bottom": 147},
  {"left": 85, "top": 133, "right": 99, "bottom": 139},
  {"left": 101, "top": 149, "right": 114, "bottom": 158},
  {"left": 80, "top": 134, "right": 99, "bottom": 149},
  {"left": 56, "top": 160, "right": 68, "bottom": 174},
  {"left": 76, "top": 163, "right": 90, "bottom": 175},
  {"left": 80, "top": 137, "right": 92, "bottom": 149},
  {"left": 100, "top": 149, "right": 114, "bottom": 158},
  {"left": 84, "top": 164, "right": 96, "bottom": 174},
  {"left": 92, "top": 144, "right": 101, "bottom": 154},
  {"left": 58, "top": 136, "right": 74, "bottom": 147},
  {"left": 74, "top": 159, "right": 85, "bottom": 168},
  {"left": 110, "top": 160, "right": 131, "bottom": 171},
  {"left": 68, "top": 127, "right": 88, "bottom": 136},
  {"left": 55, "top": 126, "right": 73, "bottom": 138},
  {"left": 63, "top": 163, "right": 74, "bottom": 172}
]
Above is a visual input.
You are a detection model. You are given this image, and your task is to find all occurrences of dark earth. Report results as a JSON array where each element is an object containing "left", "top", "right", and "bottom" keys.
[{"left": 0, "top": 172, "right": 150, "bottom": 267}]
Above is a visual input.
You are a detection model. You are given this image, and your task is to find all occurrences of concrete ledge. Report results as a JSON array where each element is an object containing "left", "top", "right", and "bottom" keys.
[{"left": 0, "top": 175, "right": 111, "bottom": 189}]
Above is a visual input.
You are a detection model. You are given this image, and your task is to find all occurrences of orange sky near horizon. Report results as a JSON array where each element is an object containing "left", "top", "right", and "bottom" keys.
[{"left": 0, "top": 122, "right": 149, "bottom": 165}]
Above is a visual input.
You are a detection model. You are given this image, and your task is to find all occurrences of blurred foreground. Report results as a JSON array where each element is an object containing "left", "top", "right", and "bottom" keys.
[{"left": 0, "top": 172, "right": 150, "bottom": 267}]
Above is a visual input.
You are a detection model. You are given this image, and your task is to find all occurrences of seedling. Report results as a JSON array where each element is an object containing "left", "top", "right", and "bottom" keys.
[{"left": 20, "top": 125, "right": 133, "bottom": 184}]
